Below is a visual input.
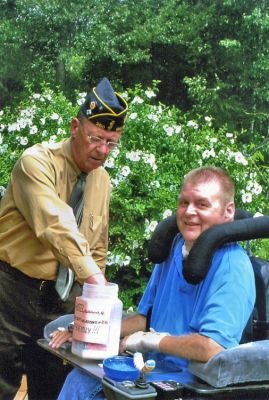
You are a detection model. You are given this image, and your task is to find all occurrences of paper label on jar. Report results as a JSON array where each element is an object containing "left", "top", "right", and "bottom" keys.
[{"left": 73, "top": 297, "right": 112, "bottom": 344}]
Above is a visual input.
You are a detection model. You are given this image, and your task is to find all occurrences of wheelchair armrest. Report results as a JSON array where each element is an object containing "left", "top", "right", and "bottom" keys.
[{"left": 188, "top": 340, "right": 269, "bottom": 388}]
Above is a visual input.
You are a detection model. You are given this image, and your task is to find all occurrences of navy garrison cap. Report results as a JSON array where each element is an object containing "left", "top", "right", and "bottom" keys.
[{"left": 79, "top": 78, "right": 128, "bottom": 132}]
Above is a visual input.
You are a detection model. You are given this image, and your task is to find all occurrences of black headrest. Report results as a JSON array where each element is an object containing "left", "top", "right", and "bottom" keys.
[
  {"left": 148, "top": 210, "right": 269, "bottom": 284},
  {"left": 183, "top": 216, "right": 269, "bottom": 284}
]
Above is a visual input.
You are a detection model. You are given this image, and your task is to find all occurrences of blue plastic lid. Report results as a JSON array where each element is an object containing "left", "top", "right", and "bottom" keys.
[{"left": 103, "top": 356, "right": 140, "bottom": 382}]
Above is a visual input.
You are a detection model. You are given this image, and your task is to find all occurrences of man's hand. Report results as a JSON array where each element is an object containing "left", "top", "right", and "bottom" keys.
[
  {"left": 121, "top": 329, "right": 170, "bottom": 353},
  {"left": 85, "top": 272, "right": 107, "bottom": 285},
  {"left": 49, "top": 329, "right": 72, "bottom": 349}
]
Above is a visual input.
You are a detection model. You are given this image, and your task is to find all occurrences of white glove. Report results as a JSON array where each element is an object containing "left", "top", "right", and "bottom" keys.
[{"left": 125, "top": 328, "right": 170, "bottom": 353}]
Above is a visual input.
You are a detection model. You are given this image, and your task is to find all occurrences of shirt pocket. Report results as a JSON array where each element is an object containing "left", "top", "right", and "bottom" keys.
[{"left": 88, "top": 214, "right": 102, "bottom": 232}]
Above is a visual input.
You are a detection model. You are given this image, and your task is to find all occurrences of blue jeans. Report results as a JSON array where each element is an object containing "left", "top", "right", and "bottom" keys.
[{"left": 57, "top": 368, "right": 105, "bottom": 400}]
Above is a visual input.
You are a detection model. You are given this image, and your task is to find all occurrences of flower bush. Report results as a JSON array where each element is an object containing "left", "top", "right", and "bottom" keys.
[{"left": 0, "top": 81, "right": 268, "bottom": 308}]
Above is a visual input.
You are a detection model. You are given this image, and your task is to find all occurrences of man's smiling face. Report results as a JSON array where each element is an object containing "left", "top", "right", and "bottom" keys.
[{"left": 176, "top": 180, "right": 234, "bottom": 251}]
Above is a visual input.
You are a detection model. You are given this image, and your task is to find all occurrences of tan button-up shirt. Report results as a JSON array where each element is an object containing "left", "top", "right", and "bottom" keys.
[{"left": 0, "top": 139, "right": 110, "bottom": 281}]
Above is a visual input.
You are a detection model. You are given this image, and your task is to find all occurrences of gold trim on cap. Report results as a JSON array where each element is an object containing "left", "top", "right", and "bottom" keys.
[{"left": 92, "top": 87, "right": 128, "bottom": 117}]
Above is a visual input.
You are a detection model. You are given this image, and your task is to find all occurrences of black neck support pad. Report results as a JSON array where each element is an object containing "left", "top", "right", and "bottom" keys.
[{"left": 148, "top": 210, "right": 269, "bottom": 284}]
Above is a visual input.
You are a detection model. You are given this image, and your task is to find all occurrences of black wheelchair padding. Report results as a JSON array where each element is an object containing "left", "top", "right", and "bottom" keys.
[
  {"left": 148, "top": 210, "right": 269, "bottom": 284},
  {"left": 182, "top": 215, "right": 269, "bottom": 284},
  {"left": 148, "top": 209, "right": 253, "bottom": 266}
]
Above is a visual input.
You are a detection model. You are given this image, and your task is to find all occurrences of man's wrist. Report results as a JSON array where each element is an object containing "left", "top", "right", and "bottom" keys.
[
  {"left": 125, "top": 330, "right": 170, "bottom": 353},
  {"left": 85, "top": 272, "right": 107, "bottom": 285}
]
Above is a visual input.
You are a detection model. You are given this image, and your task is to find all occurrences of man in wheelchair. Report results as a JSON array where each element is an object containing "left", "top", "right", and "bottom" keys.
[{"left": 50, "top": 166, "right": 257, "bottom": 399}]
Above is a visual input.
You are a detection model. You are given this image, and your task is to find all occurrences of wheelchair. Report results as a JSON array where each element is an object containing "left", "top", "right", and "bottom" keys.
[{"left": 39, "top": 210, "right": 269, "bottom": 399}]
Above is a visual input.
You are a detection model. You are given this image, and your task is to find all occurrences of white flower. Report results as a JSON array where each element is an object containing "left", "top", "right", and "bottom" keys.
[
  {"left": 205, "top": 116, "right": 212, "bottom": 126},
  {"left": 156, "top": 105, "right": 163, "bottom": 114},
  {"left": 163, "top": 125, "right": 174, "bottom": 136},
  {"left": 0, "top": 144, "right": 8, "bottom": 154},
  {"left": 0, "top": 186, "right": 6, "bottom": 197},
  {"left": 78, "top": 92, "right": 87, "bottom": 98},
  {"left": 254, "top": 212, "right": 263, "bottom": 218},
  {"left": 77, "top": 98, "right": 85, "bottom": 106},
  {"left": 122, "top": 256, "right": 131, "bottom": 266},
  {"left": 252, "top": 183, "right": 262, "bottom": 195},
  {"left": 19, "top": 137, "right": 28, "bottom": 146},
  {"left": 0, "top": 110, "right": 4, "bottom": 116},
  {"left": 111, "top": 177, "right": 120, "bottom": 187},
  {"left": 111, "top": 147, "right": 120, "bottom": 158},
  {"left": 121, "top": 166, "right": 131, "bottom": 177},
  {"left": 145, "top": 90, "right": 156, "bottom": 98},
  {"left": 143, "top": 153, "right": 157, "bottom": 170},
  {"left": 186, "top": 120, "right": 198, "bottom": 129},
  {"left": 20, "top": 107, "right": 36, "bottom": 118},
  {"left": 104, "top": 158, "right": 115, "bottom": 168},
  {"left": 106, "top": 252, "right": 119, "bottom": 266},
  {"left": 163, "top": 209, "right": 172, "bottom": 219},
  {"left": 29, "top": 125, "right": 38, "bottom": 135},
  {"left": 44, "top": 94, "right": 52, "bottom": 101},
  {"left": 150, "top": 180, "right": 160, "bottom": 189},
  {"left": 242, "top": 192, "right": 252, "bottom": 203},
  {"left": 210, "top": 137, "right": 218, "bottom": 143},
  {"left": 202, "top": 150, "right": 210, "bottom": 159},
  {"left": 48, "top": 135, "right": 57, "bottom": 144},
  {"left": 147, "top": 113, "right": 159, "bottom": 122},
  {"left": 174, "top": 125, "right": 182, "bottom": 134},
  {"left": 8, "top": 123, "right": 19, "bottom": 132},
  {"left": 129, "top": 112, "right": 138, "bottom": 120},
  {"left": 108, "top": 253, "right": 132, "bottom": 268},
  {"left": 50, "top": 112, "right": 59, "bottom": 120},
  {"left": 57, "top": 128, "right": 65, "bottom": 135},
  {"left": 32, "top": 93, "right": 41, "bottom": 99},
  {"left": 250, "top": 172, "right": 257, "bottom": 179},
  {"left": 126, "top": 150, "right": 141, "bottom": 162},
  {"left": 17, "top": 118, "right": 30, "bottom": 129},
  {"left": 145, "top": 220, "right": 158, "bottom": 236},
  {"left": 77, "top": 92, "right": 87, "bottom": 105},
  {"left": 40, "top": 117, "right": 46, "bottom": 125},
  {"left": 234, "top": 152, "right": 248, "bottom": 166},
  {"left": 132, "top": 240, "right": 139, "bottom": 249},
  {"left": 226, "top": 132, "right": 233, "bottom": 138},
  {"left": 246, "top": 181, "right": 253, "bottom": 191},
  {"left": 148, "top": 221, "right": 158, "bottom": 232},
  {"left": 131, "top": 96, "right": 144, "bottom": 104},
  {"left": 210, "top": 149, "right": 216, "bottom": 157}
]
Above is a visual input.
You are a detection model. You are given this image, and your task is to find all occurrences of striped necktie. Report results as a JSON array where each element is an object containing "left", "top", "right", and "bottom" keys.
[{"left": 55, "top": 172, "right": 87, "bottom": 301}]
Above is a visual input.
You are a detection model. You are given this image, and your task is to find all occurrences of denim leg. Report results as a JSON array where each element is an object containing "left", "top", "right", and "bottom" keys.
[{"left": 57, "top": 368, "right": 104, "bottom": 400}]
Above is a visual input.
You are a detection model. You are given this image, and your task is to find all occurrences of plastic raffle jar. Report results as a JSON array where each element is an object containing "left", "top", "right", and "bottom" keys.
[{"left": 71, "top": 282, "right": 123, "bottom": 359}]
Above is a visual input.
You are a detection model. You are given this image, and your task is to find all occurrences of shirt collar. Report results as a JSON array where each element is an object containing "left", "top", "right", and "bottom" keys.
[
  {"left": 62, "top": 138, "right": 81, "bottom": 178},
  {"left": 182, "top": 242, "right": 189, "bottom": 259}
]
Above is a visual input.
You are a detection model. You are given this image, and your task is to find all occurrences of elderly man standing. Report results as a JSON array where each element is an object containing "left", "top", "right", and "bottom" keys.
[
  {"left": 55, "top": 166, "right": 255, "bottom": 400},
  {"left": 0, "top": 78, "right": 128, "bottom": 399}
]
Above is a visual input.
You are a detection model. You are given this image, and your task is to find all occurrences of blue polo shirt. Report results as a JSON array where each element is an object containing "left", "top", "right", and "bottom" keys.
[{"left": 138, "top": 234, "right": 256, "bottom": 371}]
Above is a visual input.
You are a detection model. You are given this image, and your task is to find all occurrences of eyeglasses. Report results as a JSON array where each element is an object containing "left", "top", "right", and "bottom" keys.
[{"left": 87, "top": 135, "right": 121, "bottom": 151}]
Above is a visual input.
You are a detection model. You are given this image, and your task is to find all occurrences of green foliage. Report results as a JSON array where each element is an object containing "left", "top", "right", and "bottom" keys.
[
  {"left": 1, "top": 0, "right": 269, "bottom": 140},
  {"left": 0, "top": 82, "right": 268, "bottom": 308}
]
